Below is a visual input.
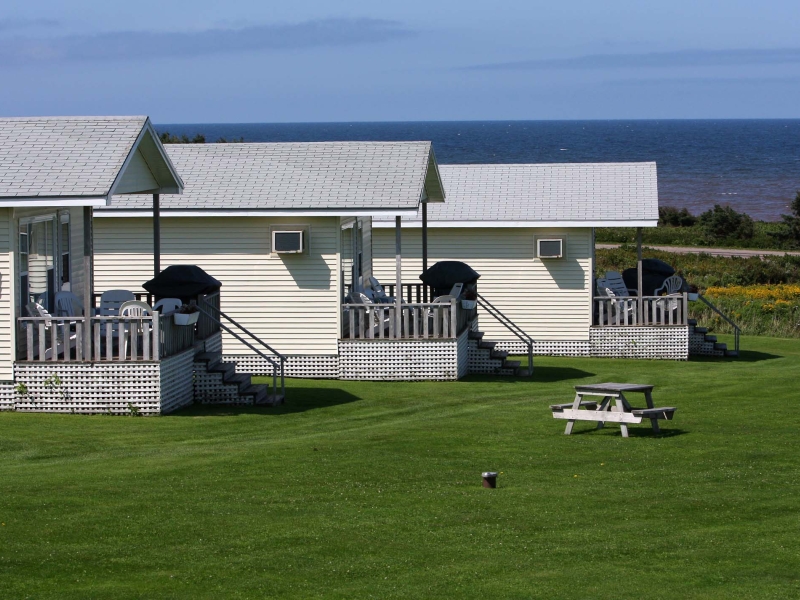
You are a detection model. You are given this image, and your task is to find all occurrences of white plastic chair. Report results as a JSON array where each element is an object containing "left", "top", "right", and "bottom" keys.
[
  {"left": 602, "top": 271, "right": 638, "bottom": 297},
  {"left": 55, "top": 291, "right": 84, "bottom": 317},
  {"left": 600, "top": 288, "right": 637, "bottom": 325},
  {"left": 119, "top": 301, "right": 153, "bottom": 358},
  {"left": 448, "top": 283, "right": 464, "bottom": 298},
  {"left": 153, "top": 298, "right": 182, "bottom": 315},
  {"left": 367, "top": 276, "right": 395, "bottom": 303},
  {"left": 654, "top": 276, "right": 684, "bottom": 321},
  {"left": 119, "top": 300, "right": 153, "bottom": 317},
  {"left": 97, "top": 290, "right": 136, "bottom": 316},
  {"left": 655, "top": 275, "right": 684, "bottom": 296}
]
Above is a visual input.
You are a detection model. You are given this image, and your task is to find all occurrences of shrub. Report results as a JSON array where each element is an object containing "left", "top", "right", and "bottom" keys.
[
  {"left": 658, "top": 206, "right": 697, "bottom": 227},
  {"left": 698, "top": 205, "right": 754, "bottom": 241},
  {"left": 771, "top": 191, "right": 800, "bottom": 248}
]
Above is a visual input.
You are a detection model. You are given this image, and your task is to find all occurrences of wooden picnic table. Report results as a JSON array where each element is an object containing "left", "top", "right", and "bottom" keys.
[{"left": 550, "top": 383, "right": 676, "bottom": 438}]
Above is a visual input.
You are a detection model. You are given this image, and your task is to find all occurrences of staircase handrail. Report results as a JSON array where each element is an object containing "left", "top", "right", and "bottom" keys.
[
  {"left": 698, "top": 293, "right": 741, "bottom": 355},
  {"left": 476, "top": 292, "right": 534, "bottom": 376},
  {"left": 195, "top": 302, "right": 286, "bottom": 400}
]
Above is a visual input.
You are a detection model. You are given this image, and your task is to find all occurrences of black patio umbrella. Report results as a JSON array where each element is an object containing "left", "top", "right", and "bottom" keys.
[
  {"left": 419, "top": 261, "right": 481, "bottom": 295},
  {"left": 143, "top": 265, "right": 222, "bottom": 302},
  {"left": 622, "top": 258, "right": 680, "bottom": 296}
]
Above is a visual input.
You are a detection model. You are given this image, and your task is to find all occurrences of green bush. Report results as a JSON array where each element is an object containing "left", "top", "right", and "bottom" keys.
[
  {"left": 596, "top": 246, "right": 800, "bottom": 289},
  {"left": 658, "top": 206, "right": 697, "bottom": 227},
  {"left": 697, "top": 204, "right": 754, "bottom": 241}
]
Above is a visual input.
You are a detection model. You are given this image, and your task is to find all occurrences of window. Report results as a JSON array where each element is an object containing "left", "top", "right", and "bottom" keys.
[
  {"left": 18, "top": 214, "right": 69, "bottom": 313},
  {"left": 60, "top": 216, "right": 71, "bottom": 289}
]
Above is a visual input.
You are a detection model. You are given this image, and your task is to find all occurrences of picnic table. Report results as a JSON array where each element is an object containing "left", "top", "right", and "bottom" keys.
[{"left": 550, "top": 383, "right": 676, "bottom": 438}]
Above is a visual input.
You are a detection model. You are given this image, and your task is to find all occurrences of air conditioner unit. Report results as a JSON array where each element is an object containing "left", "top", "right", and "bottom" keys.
[
  {"left": 272, "top": 230, "right": 305, "bottom": 253},
  {"left": 537, "top": 238, "right": 563, "bottom": 259}
]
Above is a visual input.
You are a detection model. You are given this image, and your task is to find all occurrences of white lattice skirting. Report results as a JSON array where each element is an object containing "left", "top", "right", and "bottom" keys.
[
  {"left": 11, "top": 348, "right": 196, "bottom": 415},
  {"left": 589, "top": 327, "right": 689, "bottom": 360},
  {"left": 224, "top": 354, "right": 340, "bottom": 379},
  {"left": 160, "top": 350, "right": 195, "bottom": 414},
  {"left": 338, "top": 333, "right": 468, "bottom": 381},
  {"left": 0, "top": 382, "right": 15, "bottom": 411}
]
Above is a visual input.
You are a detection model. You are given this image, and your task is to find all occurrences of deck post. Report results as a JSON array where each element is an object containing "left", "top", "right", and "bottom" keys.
[
  {"left": 422, "top": 202, "right": 428, "bottom": 302},
  {"left": 153, "top": 193, "right": 161, "bottom": 277},
  {"left": 636, "top": 227, "right": 643, "bottom": 325},
  {"left": 395, "top": 216, "right": 402, "bottom": 338},
  {"left": 82, "top": 206, "right": 93, "bottom": 359}
]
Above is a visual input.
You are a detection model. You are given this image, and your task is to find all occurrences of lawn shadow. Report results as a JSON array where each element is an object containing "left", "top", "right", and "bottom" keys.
[
  {"left": 569, "top": 426, "right": 689, "bottom": 438},
  {"left": 463, "top": 366, "right": 594, "bottom": 384},
  {"left": 168, "top": 387, "right": 361, "bottom": 417},
  {"left": 691, "top": 350, "right": 781, "bottom": 364}
]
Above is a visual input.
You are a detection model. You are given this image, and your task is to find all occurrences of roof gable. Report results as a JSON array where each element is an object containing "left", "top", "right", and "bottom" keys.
[{"left": 0, "top": 116, "right": 183, "bottom": 205}]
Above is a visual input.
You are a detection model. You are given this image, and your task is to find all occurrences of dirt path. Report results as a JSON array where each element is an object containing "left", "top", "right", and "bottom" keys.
[{"left": 596, "top": 244, "right": 800, "bottom": 258}]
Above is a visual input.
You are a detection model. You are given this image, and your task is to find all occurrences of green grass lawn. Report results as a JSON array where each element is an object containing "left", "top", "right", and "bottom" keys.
[{"left": 2, "top": 337, "right": 799, "bottom": 599}]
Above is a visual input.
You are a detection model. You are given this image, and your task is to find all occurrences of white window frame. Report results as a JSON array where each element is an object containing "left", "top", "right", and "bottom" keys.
[{"left": 535, "top": 236, "right": 566, "bottom": 259}]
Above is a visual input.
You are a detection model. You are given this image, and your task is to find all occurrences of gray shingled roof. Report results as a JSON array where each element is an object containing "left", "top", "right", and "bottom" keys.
[
  {"left": 375, "top": 162, "right": 658, "bottom": 225},
  {"left": 101, "top": 141, "right": 439, "bottom": 212},
  {"left": 0, "top": 116, "right": 150, "bottom": 198}
]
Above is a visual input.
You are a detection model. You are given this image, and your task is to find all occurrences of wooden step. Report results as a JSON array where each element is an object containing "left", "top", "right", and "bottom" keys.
[
  {"left": 194, "top": 351, "right": 221, "bottom": 364},
  {"left": 479, "top": 341, "right": 497, "bottom": 350},
  {"left": 714, "top": 342, "right": 728, "bottom": 352},
  {"left": 468, "top": 331, "right": 484, "bottom": 340},
  {"left": 490, "top": 349, "right": 509, "bottom": 360},
  {"left": 693, "top": 326, "right": 708, "bottom": 334},
  {"left": 725, "top": 350, "right": 739, "bottom": 357},
  {"left": 503, "top": 359, "right": 521, "bottom": 370},
  {"left": 514, "top": 367, "right": 533, "bottom": 377},
  {"left": 207, "top": 361, "right": 236, "bottom": 378},
  {"left": 705, "top": 335, "right": 717, "bottom": 343},
  {"left": 688, "top": 318, "right": 698, "bottom": 326}
]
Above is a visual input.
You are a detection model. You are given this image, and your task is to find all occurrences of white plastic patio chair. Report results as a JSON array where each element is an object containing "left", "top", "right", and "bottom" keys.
[
  {"left": 153, "top": 298, "right": 182, "bottom": 315},
  {"left": 655, "top": 275, "right": 684, "bottom": 296},
  {"left": 599, "top": 288, "right": 637, "bottom": 325},
  {"left": 448, "top": 283, "right": 464, "bottom": 298},
  {"left": 603, "top": 271, "right": 638, "bottom": 297},
  {"left": 367, "top": 276, "right": 395, "bottom": 304},
  {"left": 97, "top": 290, "right": 136, "bottom": 316},
  {"left": 654, "top": 275, "right": 684, "bottom": 322},
  {"left": 54, "top": 291, "right": 84, "bottom": 317},
  {"left": 119, "top": 301, "right": 154, "bottom": 359}
]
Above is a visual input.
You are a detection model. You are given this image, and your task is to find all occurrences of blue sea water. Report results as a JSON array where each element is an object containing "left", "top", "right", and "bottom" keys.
[{"left": 157, "top": 120, "right": 800, "bottom": 221}]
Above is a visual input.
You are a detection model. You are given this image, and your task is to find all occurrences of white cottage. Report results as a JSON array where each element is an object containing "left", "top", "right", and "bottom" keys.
[
  {"left": 0, "top": 116, "right": 197, "bottom": 414},
  {"left": 371, "top": 163, "right": 698, "bottom": 360},
  {"left": 92, "top": 142, "right": 468, "bottom": 382}
]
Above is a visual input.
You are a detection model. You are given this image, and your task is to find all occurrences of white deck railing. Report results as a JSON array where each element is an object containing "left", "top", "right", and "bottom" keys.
[
  {"left": 342, "top": 299, "right": 466, "bottom": 340},
  {"left": 17, "top": 312, "right": 196, "bottom": 362},
  {"left": 594, "top": 293, "right": 689, "bottom": 327}
]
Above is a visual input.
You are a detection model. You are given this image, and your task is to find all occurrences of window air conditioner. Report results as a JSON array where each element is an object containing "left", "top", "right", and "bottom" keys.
[
  {"left": 537, "top": 238, "right": 563, "bottom": 259},
  {"left": 272, "top": 230, "right": 304, "bottom": 253}
]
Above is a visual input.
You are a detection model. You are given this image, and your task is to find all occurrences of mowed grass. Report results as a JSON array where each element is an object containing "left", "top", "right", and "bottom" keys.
[{"left": 1, "top": 337, "right": 799, "bottom": 599}]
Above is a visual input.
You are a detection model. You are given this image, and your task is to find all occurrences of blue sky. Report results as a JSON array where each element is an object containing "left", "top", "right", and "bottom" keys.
[{"left": 2, "top": 0, "right": 800, "bottom": 122}]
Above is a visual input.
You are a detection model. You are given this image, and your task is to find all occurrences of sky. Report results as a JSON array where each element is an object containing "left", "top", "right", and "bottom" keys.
[{"left": 2, "top": 0, "right": 800, "bottom": 122}]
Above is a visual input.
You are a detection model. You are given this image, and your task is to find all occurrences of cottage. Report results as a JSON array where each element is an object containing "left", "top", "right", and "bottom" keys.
[
  {"left": 372, "top": 163, "right": 714, "bottom": 360},
  {"left": 93, "top": 142, "right": 464, "bottom": 381},
  {"left": 0, "top": 116, "right": 193, "bottom": 413}
]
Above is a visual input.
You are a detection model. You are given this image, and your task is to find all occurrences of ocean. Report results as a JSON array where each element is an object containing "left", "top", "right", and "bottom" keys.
[{"left": 157, "top": 120, "right": 800, "bottom": 221}]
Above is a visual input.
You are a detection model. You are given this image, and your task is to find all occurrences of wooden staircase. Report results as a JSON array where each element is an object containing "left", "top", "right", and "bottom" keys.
[
  {"left": 688, "top": 319, "right": 739, "bottom": 358},
  {"left": 467, "top": 330, "right": 531, "bottom": 376},
  {"left": 194, "top": 351, "right": 284, "bottom": 406}
]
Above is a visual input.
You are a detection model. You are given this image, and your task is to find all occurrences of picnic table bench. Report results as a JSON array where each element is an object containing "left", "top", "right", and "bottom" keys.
[{"left": 550, "top": 383, "right": 676, "bottom": 437}]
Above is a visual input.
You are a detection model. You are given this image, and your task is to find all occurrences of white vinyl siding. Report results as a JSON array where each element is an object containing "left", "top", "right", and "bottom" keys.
[
  {"left": 372, "top": 227, "right": 592, "bottom": 342},
  {"left": 93, "top": 216, "right": 340, "bottom": 355},
  {"left": 0, "top": 209, "right": 14, "bottom": 379}
]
